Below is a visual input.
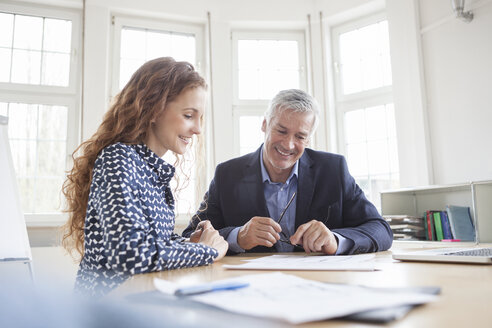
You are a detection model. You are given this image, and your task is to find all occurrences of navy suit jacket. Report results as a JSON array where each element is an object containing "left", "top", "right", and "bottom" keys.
[{"left": 183, "top": 146, "right": 393, "bottom": 254}]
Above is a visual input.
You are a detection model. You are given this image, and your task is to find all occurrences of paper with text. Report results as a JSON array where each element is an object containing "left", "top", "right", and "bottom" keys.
[
  {"left": 223, "top": 254, "right": 376, "bottom": 271},
  {"left": 154, "top": 272, "right": 437, "bottom": 324}
]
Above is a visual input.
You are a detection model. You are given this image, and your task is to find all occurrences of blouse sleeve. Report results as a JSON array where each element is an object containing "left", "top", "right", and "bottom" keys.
[{"left": 92, "top": 149, "right": 218, "bottom": 276}]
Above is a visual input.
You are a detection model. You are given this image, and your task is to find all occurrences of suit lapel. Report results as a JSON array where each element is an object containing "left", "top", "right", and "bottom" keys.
[
  {"left": 241, "top": 147, "right": 270, "bottom": 217},
  {"left": 295, "top": 151, "right": 315, "bottom": 229}
]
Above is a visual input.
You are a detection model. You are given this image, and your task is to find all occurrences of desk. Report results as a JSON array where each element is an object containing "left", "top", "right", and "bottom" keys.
[{"left": 114, "top": 246, "right": 492, "bottom": 327}]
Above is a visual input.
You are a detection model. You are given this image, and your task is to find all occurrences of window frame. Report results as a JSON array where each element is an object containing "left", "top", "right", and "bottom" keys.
[
  {"left": 0, "top": 3, "right": 81, "bottom": 226},
  {"left": 231, "top": 30, "right": 308, "bottom": 156},
  {"left": 110, "top": 15, "right": 205, "bottom": 99},
  {"left": 110, "top": 14, "right": 207, "bottom": 223},
  {"left": 331, "top": 13, "right": 398, "bottom": 206}
]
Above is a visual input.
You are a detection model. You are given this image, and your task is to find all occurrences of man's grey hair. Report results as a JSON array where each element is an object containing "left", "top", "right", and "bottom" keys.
[{"left": 265, "top": 89, "right": 319, "bottom": 134}]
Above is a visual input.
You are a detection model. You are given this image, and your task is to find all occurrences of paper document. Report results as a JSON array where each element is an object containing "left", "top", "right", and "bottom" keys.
[
  {"left": 154, "top": 272, "right": 437, "bottom": 324},
  {"left": 223, "top": 254, "right": 375, "bottom": 271}
]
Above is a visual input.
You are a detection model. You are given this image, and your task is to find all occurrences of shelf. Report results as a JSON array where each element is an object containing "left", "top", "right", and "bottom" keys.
[{"left": 381, "top": 181, "right": 492, "bottom": 243}]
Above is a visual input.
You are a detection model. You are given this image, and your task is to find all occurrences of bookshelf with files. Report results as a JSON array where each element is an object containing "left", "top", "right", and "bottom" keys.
[{"left": 380, "top": 181, "right": 492, "bottom": 245}]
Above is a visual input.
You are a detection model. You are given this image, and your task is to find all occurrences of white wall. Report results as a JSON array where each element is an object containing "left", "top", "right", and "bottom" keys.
[{"left": 419, "top": 0, "right": 492, "bottom": 184}]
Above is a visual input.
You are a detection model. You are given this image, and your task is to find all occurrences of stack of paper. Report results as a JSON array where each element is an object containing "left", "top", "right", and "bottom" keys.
[{"left": 154, "top": 272, "right": 437, "bottom": 324}]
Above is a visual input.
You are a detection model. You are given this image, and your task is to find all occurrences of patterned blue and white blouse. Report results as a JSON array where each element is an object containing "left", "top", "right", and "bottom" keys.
[{"left": 75, "top": 143, "right": 218, "bottom": 296}]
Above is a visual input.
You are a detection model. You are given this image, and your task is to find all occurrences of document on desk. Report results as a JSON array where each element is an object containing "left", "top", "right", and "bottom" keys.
[
  {"left": 154, "top": 272, "right": 437, "bottom": 324},
  {"left": 223, "top": 254, "right": 376, "bottom": 271}
]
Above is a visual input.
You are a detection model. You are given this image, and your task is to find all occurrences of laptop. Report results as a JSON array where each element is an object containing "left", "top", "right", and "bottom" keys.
[{"left": 392, "top": 247, "right": 492, "bottom": 264}]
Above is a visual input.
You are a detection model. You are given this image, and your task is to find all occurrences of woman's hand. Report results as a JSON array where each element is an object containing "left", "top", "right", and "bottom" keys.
[{"left": 190, "top": 220, "right": 228, "bottom": 261}]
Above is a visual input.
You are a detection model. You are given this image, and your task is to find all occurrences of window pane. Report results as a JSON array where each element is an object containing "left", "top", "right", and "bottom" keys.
[
  {"left": 344, "top": 103, "right": 399, "bottom": 207},
  {"left": 238, "top": 40, "right": 259, "bottom": 69},
  {"left": 119, "top": 27, "right": 196, "bottom": 91},
  {"left": 3, "top": 102, "right": 68, "bottom": 214},
  {"left": 0, "top": 48, "right": 11, "bottom": 82},
  {"left": 11, "top": 49, "right": 41, "bottom": 84},
  {"left": 365, "top": 105, "right": 386, "bottom": 141},
  {"left": 237, "top": 37, "right": 300, "bottom": 100},
  {"left": 37, "top": 141, "right": 66, "bottom": 176},
  {"left": 38, "top": 105, "right": 68, "bottom": 140},
  {"left": 41, "top": 52, "right": 70, "bottom": 86},
  {"left": 119, "top": 26, "right": 198, "bottom": 214},
  {"left": 43, "top": 18, "right": 72, "bottom": 53},
  {"left": 346, "top": 143, "right": 368, "bottom": 176},
  {"left": 13, "top": 15, "right": 43, "bottom": 50},
  {"left": 8, "top": 103, "right": 38, "bottom": 139},
  {"left": 238, "top": 69, "right": 259, "bottom": 99},
  {"left": 10, "top": 140, "right": 37, "bottom": 177},
  {"left": 145, "top": 31, "right": 171, "bottom": 59},
  {"left": 171, "top": 34, "right": 195, "bottom": 65},
  {"left": 0, "top": 102, "right": 8, "bottom": 116},
  {"left": 367, "top": 140, "right": 389, "bottom": 175},
  {"left": 0, "top": 13, "right": 14, "bottom": 47},
  {"left": 239, "top": 116, "right": 264, "bottom": 155},
  {"left": 34, "top": 178, "right": 63, "bottom": 213},
  {"left": 338, "top": 20, "right": 392, "bottom": 95},
  {"left": 120, "top": 28, "right": 146, "bottom": 59},
  {"left": 2, "top": 13, "right": 72, "bottom": 86},
  {"left": 344, "top": 109, "right": 365, "bottom": 143},
  {"left": 119, "top": 58, "right": 144, "bottom": 90},
  {"left": 17, "top": 178, "right": 35, "bottom": 213}
]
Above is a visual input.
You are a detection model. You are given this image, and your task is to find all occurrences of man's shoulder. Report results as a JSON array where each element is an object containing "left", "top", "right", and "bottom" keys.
[
  {"left": 217, "top": 149, "right": 259, "bottom": 170},
  {"left": 303, "top": 148, "right": 344, "bottom": 163}
]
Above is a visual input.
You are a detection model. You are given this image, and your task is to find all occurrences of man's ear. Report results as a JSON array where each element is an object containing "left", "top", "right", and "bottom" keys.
[{"left": 261, "top": 118, "right": 267, "bottom": 133}]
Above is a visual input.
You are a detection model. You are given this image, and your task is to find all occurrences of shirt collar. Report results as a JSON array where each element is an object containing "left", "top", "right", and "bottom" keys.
[
  {"left": 132, "top": 143, "right": 175, "bottom": 182},
  {"left": 260, "top": 145, "right": 298, "bottom": 185}
]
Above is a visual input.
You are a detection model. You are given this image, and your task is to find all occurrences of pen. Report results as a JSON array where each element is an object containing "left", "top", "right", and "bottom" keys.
[
  {"left": 277, "top": 191, "right": 297, "bottom": 225},
  {"left": 174, "top": 281, "right": 249, "bottom": 296},
  {"left": 323, "top": 205, "right": 332, "bottom": 225}
]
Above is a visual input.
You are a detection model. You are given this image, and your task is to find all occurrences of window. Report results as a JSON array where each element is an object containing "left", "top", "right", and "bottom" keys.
[
  {"left": 232, "top": 31, "right": 307, "bottom": 156},
  {"left": 112, "top": 16, "right": 204, "bottom": 218},
  {"left": 332, "top": 15, "right": 398, "bottom": 209},
  {"left": 0, "top": 5, "right": 80, "bottom": 224}
]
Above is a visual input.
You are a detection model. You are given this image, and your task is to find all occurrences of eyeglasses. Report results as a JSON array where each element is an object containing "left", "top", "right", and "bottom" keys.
[{"left": 276, "top": 192, "right": 304, "bottom": 250}]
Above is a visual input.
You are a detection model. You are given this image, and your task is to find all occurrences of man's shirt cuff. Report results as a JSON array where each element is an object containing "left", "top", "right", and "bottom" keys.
[
  {"left": 226, "top": 227, "right": 246, "bottom": 253},
  {"left": 333, "top": 232, "right": 353, "bottom": 255}
]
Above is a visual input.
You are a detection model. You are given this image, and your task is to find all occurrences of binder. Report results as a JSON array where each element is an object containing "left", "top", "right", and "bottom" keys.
[
  {"left": 439, "top": 211, "right": 453, "bottom": 240},
  {"left": 445, "top": 205, "right": 475, "bottom": 241},
  {"left": 432, "top": 212, "right": 444, "bottom": 241}
]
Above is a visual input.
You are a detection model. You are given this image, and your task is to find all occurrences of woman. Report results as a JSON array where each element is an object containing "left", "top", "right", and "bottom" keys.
[{"left": 62, "top": 57, "right": 228, "bottom": 296}]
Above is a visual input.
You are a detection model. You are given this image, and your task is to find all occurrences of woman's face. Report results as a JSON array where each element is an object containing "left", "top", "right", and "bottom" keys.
[{"left": 146, "top": 87, "right": 206, "bottom": 157}]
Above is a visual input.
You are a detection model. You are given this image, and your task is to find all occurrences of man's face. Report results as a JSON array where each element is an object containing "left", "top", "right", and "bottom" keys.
[{"left": 261, "top": 109, "right": 314, "bottom": 178}]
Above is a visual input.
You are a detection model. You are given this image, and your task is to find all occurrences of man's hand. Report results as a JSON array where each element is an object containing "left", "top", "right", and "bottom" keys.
[
  {"left": 290, "top": 220, "right": 338, "bottom": 254},
  {"left": 237, "top": 216, "right": 282, "bottom": 250}
]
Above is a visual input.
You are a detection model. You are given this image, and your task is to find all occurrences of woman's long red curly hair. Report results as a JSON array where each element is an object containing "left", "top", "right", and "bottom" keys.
[{"left": 61, "top": 57, "right": 206, "bottom": 259}]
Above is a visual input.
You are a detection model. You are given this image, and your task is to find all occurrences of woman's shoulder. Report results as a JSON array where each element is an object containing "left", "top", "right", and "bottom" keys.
[{"left": 95, "top": 143, "right": 140, "bottom": 171}]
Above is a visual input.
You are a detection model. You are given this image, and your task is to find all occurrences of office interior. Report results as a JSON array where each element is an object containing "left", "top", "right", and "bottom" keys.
[{"left": 1, "top": 0, "right": 491, "bottom": 291}]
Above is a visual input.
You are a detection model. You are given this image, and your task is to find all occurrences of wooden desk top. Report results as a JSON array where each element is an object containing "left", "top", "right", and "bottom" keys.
[{"left": 114, "top": 246, "right": 492, "bottom": 327}]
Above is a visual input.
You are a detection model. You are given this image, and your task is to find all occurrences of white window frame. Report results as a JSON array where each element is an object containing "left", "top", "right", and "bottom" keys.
[
  {"left": 331, "top": 13, "right": 395, "bottom": 162},
  {"left": 110, "top": 15, "right": 205, "bottom": 99},
  {"left": 110, "top": 15, "right": 207, "bottom": 224},
  {"left": 231, "top": 30, "right": 308, "bottom": 156},
  {"left": 0, "top": 3, "right": 81, "bottom": 227}
]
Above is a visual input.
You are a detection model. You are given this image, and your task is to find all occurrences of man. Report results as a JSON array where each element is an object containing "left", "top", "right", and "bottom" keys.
[{"left": 183, "top": 89, "right": 392, "bottom": 254}]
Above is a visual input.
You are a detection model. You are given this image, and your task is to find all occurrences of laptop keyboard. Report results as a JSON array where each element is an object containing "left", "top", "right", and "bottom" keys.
[{"left": 445, "top": 248, "right": 492, "bottom": 257}]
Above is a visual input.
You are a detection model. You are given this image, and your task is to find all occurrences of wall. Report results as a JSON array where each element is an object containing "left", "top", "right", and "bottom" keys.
[{"left": 419, "top": 0, "right": 492, "bottom": 184}]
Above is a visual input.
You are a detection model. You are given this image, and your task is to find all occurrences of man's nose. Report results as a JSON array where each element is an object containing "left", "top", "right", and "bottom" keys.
[{"left": 282, "top": 135, "right": 295, "bottom": 149}]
